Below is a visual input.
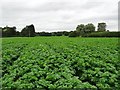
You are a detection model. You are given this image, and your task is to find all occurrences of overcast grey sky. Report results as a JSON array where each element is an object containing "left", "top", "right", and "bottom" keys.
[{"left": 1, "top": 0, "right": 119, "bottom": 32}]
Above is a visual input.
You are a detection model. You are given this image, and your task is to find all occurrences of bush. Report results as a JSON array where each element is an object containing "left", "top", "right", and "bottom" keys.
[
  {"left": 69, "top": 31, "right": 79, "bottom": 37},
  {"left": 83, "top": 31, "right": 120, "bottom": 37}
]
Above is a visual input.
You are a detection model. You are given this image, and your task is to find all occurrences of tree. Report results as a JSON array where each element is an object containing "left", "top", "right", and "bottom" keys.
[
  {"left": 76, "top": 24, "right": 85, "bottom": 36},
  {"left": 85, "top": 23, "right": 95, "bottom": 33},
  {"left": 2, "top": 26, "right": 16, "bottom": 37},
  {"left": 16, "top": 31, "right": 20, "bottom": 36},
  {"left": 97, "top": 22, "right": 106, "bottom": 32},
  {"left": 10, "top": 26, "right": 16, "bottom": 36},
  {"left": 21, "top": 24, "right": 35, "bottom": 37},
  {"left": 69, "top": 31, "right": 79, "bottom": 37},
  {"left": 38, "top": 32, "right": 52, "bottom": 36},
  {"left": 62, "top": 31, "right": 70, "bottom": 36}
]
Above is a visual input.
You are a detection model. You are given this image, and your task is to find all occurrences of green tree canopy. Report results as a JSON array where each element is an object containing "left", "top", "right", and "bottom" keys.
[
  {"left": 85, "top": 23, "right": 95, "bottom": 33},
  {"left": 69, "top": 31, "right": 79, "bottom": 37},
  {"left": 2, "top": 26, "right": 16, "bottom": 37},
  {"left": 97, "top": 22, "right": 106, "bottom": 32},
  {"left": 76, "top": 24, "right": 85, "bottom": 35},
  {"left": 21, "top": 24, "right": 35, "bottom": 37}
]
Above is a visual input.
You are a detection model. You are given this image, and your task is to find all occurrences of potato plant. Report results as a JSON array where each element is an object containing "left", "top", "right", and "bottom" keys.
[{"left": 1, "top": 37, "right": 120, "bottom": 89}]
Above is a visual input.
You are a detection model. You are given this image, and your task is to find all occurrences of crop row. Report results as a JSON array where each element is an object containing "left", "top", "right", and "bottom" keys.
[{"left": 2, "top": 37, "right": 120, "bottom": 89}]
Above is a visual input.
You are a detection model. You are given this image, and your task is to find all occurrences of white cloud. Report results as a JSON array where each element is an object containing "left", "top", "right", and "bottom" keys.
[{"left": 1, "top": 0, "right": 119, "bottom": 32}]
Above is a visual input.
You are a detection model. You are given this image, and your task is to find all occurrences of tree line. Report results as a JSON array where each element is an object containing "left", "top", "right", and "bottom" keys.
[
  {"left": 69, "top": 23, "right": 106, "bottom": 37},
  {"left": 0, "top": 24, "right": 35, "bottom": 37},
  {"left": 0, "top": 22, "right": 119, "bottom": 37}
]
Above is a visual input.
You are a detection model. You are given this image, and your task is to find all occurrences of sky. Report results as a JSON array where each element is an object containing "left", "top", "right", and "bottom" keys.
[{"left": 0, "top": 0, "right": 119, "bottom": 32}]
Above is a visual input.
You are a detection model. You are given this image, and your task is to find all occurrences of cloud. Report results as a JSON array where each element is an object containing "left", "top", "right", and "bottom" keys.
[{"left": 1, "top": 0, "right": 119, "bottom": 32}]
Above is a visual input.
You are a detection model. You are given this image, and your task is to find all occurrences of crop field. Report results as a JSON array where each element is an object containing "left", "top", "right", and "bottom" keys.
[{"left": 1, "top": 37, "right": 120, "bottom": 89}]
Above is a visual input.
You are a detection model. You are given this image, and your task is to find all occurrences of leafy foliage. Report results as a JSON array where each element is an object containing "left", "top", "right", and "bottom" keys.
[
  {"left": 21, "top": 24, "right": 35, "bottom": 37},
  {"left": 2, "top": 26, "right": 17, "bottom": 37},
  {"left": 83, "top": 31, "right": 120, "bottom": 37},
  {"left": 69, "top": 31, "right": 79, "bottom": 37},
  {"left": 97, "top": 23, "right": 106, "bottom": 32},
  {"left": 2, "top": 37, "right": 119, "bottom": 89}
]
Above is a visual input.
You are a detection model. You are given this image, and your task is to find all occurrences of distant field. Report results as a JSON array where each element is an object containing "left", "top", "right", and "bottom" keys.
[{"left": 2, "top": 37, "right": 120, "bottom": 89}]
